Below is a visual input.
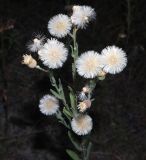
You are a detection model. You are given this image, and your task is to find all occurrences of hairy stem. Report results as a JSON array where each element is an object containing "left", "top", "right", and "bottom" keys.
[{"left": 71, "top": 27, "right": 78, "bottom": 81}]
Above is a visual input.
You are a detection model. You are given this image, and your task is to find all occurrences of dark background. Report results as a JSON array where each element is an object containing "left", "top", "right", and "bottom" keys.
[{"left": 0, "top": 0, "right": 146, "bottom": 160}]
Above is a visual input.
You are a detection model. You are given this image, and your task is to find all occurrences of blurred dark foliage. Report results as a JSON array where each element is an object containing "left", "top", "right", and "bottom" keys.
[{"left": 0, "top": 0, "right": 146, "bottom": 159}]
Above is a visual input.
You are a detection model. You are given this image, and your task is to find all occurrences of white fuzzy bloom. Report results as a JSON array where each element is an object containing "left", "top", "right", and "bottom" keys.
[
  {"left": 71, "top": 5, "right": 96, "bottom": 29},
  {"left": 27, "top": 35, "right": 45, "bottom": 52},
  {"left": 39, "top": 95, "right": 59, "bottom": 115},
  {"left": 48, "top": 14, "right": 72, "bottom": 38},
  {"left": 101, "top": 46, "right": 127, "bottom": 74},
  {"left": 38, "top": 38, "right": 68, "bottom": 69},
  {"left": 71, "top": 115, "right": 93, "bottom": 135},
  {"left": 76, "top": 51, "right": 103, "bottom": 78}
]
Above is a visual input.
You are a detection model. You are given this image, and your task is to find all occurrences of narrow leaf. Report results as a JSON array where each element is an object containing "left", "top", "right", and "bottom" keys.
[
  {"left": 63, "top": 107, "right": 73, "bottom": 117},
  {"left": 66, "top": 149, "right": 81, "bottom": 160},
  {"left": 69, "top": 92, "right": 75, "bottom": 109},
  {"left": 68, "top": 131, "right": 82, "bottom": 151},
  {"left": 86, "top": 142, "right": 92, "bottom": 160},
  {"left": 50, "top": 89, "right": 61, "bottom": 99}
]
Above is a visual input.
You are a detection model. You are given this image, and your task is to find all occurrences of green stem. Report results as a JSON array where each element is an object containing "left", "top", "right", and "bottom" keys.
[
  {"left": 36, "top": 65, "right": 48, "bottom": 72},
  {"left": 82, "top": 144, "right": 87, "bottom": 160},
  {"left": 56, "top": 110, "right": 70, "bottom": 129},
  {"left": 71, "top": 27, "right": 78, "bottom": 81},
  {"left": 86, "top": 142, "right": 92, "bottom": 160}
]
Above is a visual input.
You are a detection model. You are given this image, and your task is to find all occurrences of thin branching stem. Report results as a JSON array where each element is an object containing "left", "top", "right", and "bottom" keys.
[{"left": 71, "top": 26, "right": 78, "bottom": 81}]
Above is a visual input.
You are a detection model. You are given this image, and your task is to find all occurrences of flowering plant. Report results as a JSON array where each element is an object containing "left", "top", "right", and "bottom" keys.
[{"left": 22, "top": 5, "right": 127, "bottom": 160}]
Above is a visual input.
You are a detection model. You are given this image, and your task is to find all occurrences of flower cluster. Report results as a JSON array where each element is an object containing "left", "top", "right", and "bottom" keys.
[
  {"left": 76, "top": 46, "right": 127, "bottom": 79},
  {"left": 22, "top": 4, "right": 128, "bottom": 159},
  {"left": 71, "top": 5, "right": 96, "bottom": 29}
]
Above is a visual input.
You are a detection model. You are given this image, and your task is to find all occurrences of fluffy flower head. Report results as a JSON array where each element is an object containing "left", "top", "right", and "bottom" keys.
[
  {"left": 38, "top": 38, "right": 68, "bottom": 69},
  {"left": 76, "top": 51, "right": 103, "bottom": 78},
  {"left": 71, "top": 5, "right": 96, "bottom": 29},
  {"left": 22, "top": 54, "right": 37, "bottom": 68},
  {"left": 27, "top": 35, "right": 45, "bottom": 52},
  {"left": 101, "top": 46, "right": 127, "bottom": 74},
  {"left": 48, "top": 14, "right": 72, "bottom": 38},
  {"left": 71, "top": 115, "right": 93, "bottom": 135},
  {"left": 39, "top": 94, "right": 59, "bottom": 115}
]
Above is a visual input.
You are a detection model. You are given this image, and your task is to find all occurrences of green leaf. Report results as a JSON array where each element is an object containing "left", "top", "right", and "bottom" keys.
[
  {"left": 50, "top": 89, "right": 61, "bottom": 99},
  {"left": 58, "top": 79, "right": 67, "bottom": 105},
  {"left": 70, "top": 45, "right": 75, "bottom": 58},
  {"left": 68, "top": 131, "right": 82, "bottom": 151},
  {"left": 68, "top": 86, "right": 74, "bottom": 92},
  {"left": 66, "top": 149, "right": 81, "bottom": 160},
  {"left": 86, "top": 142, "right": 92, "bottom": 160},
  {"left": 63, "top": 107, "right": 73, "bottom": 118},
  {"left": 68, "top": 86, "right": 77, "bottom": 111},
  {"left": 58, "top": 78, "right": 63, "bottom": 91},
  {"left": 69, "top": 92, "right": 75, "bottom": 108},
  {"left": 63, "top": 111, "right": 71, "bottom": 121},
  {"left": 49, "top": 73, "right": 56, "bottom": 84}
]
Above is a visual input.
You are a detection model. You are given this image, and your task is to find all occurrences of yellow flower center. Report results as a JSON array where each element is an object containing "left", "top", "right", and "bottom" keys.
[
  {"left": 77, "top": 116, "right": 87, "bottom": 129},
  {"left": 45, "top": 100, "right": 55, "bottom": 108},
  {"left": 56, "top": 22, "right": 66, "bottom": 31},
  {"left": 108, "top": 54, "right": 118, "bottom": 65},
  {"left": 84, "top": 58, "right": 97, "bottom": 72},
  {"left": 49, "top": 50, "right": 61, "bottom": 61}
]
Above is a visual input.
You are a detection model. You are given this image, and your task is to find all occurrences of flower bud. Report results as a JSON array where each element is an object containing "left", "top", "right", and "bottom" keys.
[
  {"left": 22, "top": 54, "right": 37, "bottom": 68},
  {"left": 78, "top": 100, "right": 91, "bottom": 112},
  {"left": 82, "top": 86, "right": 90, "bottom": 93},
  {"left": 97, "top": 70, "right": 107, "bottom": 77},
  {"left": 33, "top": 38, "right": 40, "bottom": 43},
  {"left": 73, "top": 5, "right": 80, "bottom": 11}
]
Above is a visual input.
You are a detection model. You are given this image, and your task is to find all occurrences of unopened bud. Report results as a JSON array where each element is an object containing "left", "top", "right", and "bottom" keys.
[
  {"left": 98, "top": 70, "right": 107, "bottom": 77},
  {"left": 84, "top": 16, "right": 89, "bottom": 22},
  {"left": 73, "top": 5, "right": 80, "bottom": 11},
  {"left": 82, "top": 86, "right": 90, "bottom": 93},
  {"left": 78, "top": 100, "right": 91, "bottom": 112},
  {"left": 33, "top": 38, "right": 40, "bottom": 43},
  {"left": 22, "top": 54, "right": 37, "bottom": 68}
]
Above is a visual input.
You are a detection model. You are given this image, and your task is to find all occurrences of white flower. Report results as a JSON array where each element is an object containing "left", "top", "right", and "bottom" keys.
[
  {"left": 71, "top": 5, "right": 96, "bottom": 29},
  {"left": 76, "top": 51, "right": 103, "bottom": 78},
  {"left": 27, "top": 35, "right": 45, "bottom": 52},
  {"left": 38, "top": 38, "right": 68, "bottom": 69},
  {"left": 71, "top": 115, "right": 93, "bottom": 135},
  {"left": 39, "top": 94, "right": 59, "bottom": 115},
  {"left": 101, "top": 46, "right": 127, "bottom": 74},
  {"left": 48, "top": 14, "right": 72, "bottom": 38}
]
